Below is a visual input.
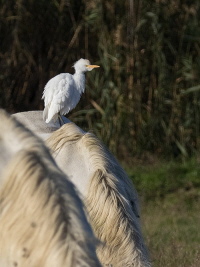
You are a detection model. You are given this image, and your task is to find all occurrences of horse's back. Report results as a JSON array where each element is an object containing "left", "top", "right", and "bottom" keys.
[
  {"left": 12, "top": 110, "right": 70, "bottom": 140},
  {"left": 11, "top": 110, "right": 151, "bottom": 266}
]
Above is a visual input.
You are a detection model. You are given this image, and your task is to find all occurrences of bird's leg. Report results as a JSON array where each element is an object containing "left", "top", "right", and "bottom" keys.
[
  {"left": 58, "top": 113, "right": 65, "bottom": 126},
  {"left": 58, "top": 116, "right": 62, "bottom": 127}
]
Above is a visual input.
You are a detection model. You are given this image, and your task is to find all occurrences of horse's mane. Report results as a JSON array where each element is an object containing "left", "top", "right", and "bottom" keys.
[
  {"left": 0, "top": 110, "right": 101, "bottom": 267},
  {"left": 46, "top": 122, "right": 85, "bottom": 150},
  {"left": 47, "top": 123, "right": 151, "bottom": 267}
]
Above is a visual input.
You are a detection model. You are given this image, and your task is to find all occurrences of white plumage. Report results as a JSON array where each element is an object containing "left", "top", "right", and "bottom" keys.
[{"left": 42, "top": 58, "right": 100, "bottom": 123}]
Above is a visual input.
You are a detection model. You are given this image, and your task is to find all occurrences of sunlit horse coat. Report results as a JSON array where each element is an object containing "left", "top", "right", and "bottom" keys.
[
  {"left": 0, "top": 109, "right": 101, "bottom": 267},
  {"left": 13, "top": 110, "right": 151, "bottom": 267}
]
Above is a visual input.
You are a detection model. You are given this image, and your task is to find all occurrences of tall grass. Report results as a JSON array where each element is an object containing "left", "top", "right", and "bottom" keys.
[{"left": 0, "top": 0, "right": 200, "bottom": 161}]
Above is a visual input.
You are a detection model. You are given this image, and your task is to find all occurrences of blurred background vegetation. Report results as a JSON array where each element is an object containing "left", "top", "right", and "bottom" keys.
[
  {"left": 1, "top": 0, "right": 200, "bottom": 162},
  {"left": 1, "top": 1, "right": 200, "bottom": 265}
]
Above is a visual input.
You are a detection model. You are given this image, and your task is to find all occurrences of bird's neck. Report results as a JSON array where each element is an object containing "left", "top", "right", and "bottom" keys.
[{"left": 73, "top": 72, "right": 86, "bottom": 93}]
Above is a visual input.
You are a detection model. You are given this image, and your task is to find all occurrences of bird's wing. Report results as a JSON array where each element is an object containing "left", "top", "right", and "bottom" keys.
[
  {"left": 61, "top": 77, "right": 82, "bottom": 115},
  {"left": 42, "top": 73, "right": 76, "bottom": 123}
]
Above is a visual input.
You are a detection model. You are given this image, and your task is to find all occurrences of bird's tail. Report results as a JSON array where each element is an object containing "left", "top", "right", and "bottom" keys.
[
  {"left": 43, "top": 105, "right": 48, "bottom": 122},
  {"left": 43, "top": 105, "right": 58, "bottom": 123}
]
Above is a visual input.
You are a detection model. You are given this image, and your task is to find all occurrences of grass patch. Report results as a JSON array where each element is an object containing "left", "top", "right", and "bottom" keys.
[
  {"left": 141, "top": 191, "right": 200, "bottom": 267},
  {"left": 125, "top": 158, "right": 200, "bottom": 200},
  {"left": 124, "top": 158, "right": 200, "bottom": 266}
]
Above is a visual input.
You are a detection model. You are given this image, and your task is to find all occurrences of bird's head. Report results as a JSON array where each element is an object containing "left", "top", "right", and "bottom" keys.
[{"left": 73, "top": 58, "right": 100, "bottom": 73}]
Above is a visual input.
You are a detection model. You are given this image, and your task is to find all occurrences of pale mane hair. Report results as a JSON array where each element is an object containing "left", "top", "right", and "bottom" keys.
[
  {"left": 47, "top": 123, "right": 151, "bottom": 267},
  {"left": 0, "top": 110, "right": 101, "bottom": 267}
]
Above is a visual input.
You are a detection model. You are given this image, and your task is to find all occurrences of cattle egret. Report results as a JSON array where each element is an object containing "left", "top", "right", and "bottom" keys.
[{"left": 42, "top": 58, "right": 100, "bottom": 124}]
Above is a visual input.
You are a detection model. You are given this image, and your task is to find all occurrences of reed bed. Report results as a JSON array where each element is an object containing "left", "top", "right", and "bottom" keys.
[{"left": 0, "top": 0, "right": 200, "bottom": 161}]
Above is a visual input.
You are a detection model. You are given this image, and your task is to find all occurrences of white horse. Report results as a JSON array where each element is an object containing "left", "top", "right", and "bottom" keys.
[
  {"left": 0, "top": 109, "right": 101, "bottom": 267},
  {"left": 13, "top": 110, "right": 151, "bottom": 267}
]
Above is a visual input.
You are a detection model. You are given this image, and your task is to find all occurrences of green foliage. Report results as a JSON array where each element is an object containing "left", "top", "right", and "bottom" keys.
[
  {"left": 0, "top": 0, "right": 200, "bottom": 160},
  {"left": 126, "top": 158, "right": 200, "bottom": 200}
]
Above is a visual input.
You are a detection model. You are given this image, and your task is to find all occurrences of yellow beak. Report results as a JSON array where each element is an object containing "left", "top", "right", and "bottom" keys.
[{"left": 86, "top": 65, "right": 100, "bottom": 68}]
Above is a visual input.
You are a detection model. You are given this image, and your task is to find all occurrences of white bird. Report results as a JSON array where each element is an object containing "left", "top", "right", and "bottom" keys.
[{"left": 42, "top": 58, "right": 100, "bottom": 124}]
